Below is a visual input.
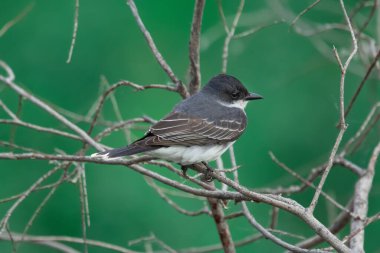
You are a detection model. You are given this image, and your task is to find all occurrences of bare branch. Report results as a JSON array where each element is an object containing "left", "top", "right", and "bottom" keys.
[
  {"left": 181, "top": 234, "right": 263, "bottom": 253},
  {"left": 190, "top": 165, "right": 351, "bottom": 253},
  {"left": 221, "top": 0, "right": 245, "bottom": 73},
  {"left": 145, "top": 177, "right": 210, "bottom": 217},
  {"left": 357, "top": 0, "right": 378, "bottom": 36},
  {"left": 217, "top": 0, "right": 229, "bottom": 34},
  {"left": 345, "top": 49, "right": 380, "bottom": 118},
  {"left": 0, "top": 119, "right": 83, "bottom": 141},
  {"left": 291, "top": 0, "right": 321, "bottom": 27},
  {"left": 126, "top": 0, "right": 189, "bottom": 98},
  {"left": 0, "top": 67, "right": 103, "bottom": 151},
  {"left": 0, "top": 3, "right": 34, "bottom": 38},
  {"left": 0, "top": 141, "right": 42, "bottom": 154},
  {"left": 350, "top": 142, "right": 380, "bottom": 251},
  {"left": 296, "top": 200, "right": 352, "bottom": 249},
  {"left": 0, "top": 233, "right": 139, "bottom": 253},
  {"left": 20, "top": 181, "right": 61, "bottom": 246},
  {"left": 129, "top": 233, "right": 175, "bottom": 253},
  {"left": 241, "top": 202, "right": 327, "bottom": 253},
  {"left": 0, "top": 165, "right": 62, "bottom": 234},
  {"left": 233, "top": 20, "right": 283, "bottom": 39},
  {"left": 342, "top": 102, "right": 380, "bottom": 156},
  {"left": 78, "top": 172, "right": 89, "bottom": 253},
  {"left": 270, "top": 152, "right": 353, "bottom": 215},
  {"left": 207, "top": 195, "right": 236, "bottom": 253},
  {"left": 188, "top": 0, "right": 205, "bottom": 95},
  {"left": 334, "top": 157, "right": 365, "bottom": 176},
  {"left": 308, "top": 0, "right": 358, "bottom": 214},
  {"left": 94, "top": 117, "right": 152, "bottom": 141},
  {"left": 0, "top": 99, "right": 18, "bottom": 120},
  {"left": 66, "top": 0, "right": 80, "bottom": 63},
  {"left": 0, "top": 60, "right": 15, "bottom": 82},
  {"left": 87, "top": 80, "right": 177, "bottom": 135}
]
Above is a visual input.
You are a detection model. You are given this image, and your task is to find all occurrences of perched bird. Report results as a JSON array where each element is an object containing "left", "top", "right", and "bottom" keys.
[{"left": 92, "top": 74, "right": 262, "bottom": 170}]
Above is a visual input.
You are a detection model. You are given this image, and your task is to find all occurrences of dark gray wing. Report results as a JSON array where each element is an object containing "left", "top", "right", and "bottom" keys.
[{"left": 137, "top": 112, "right": 247, "bottom": 146}]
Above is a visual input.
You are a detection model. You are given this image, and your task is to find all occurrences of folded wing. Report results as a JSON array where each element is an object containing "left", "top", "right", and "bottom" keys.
[{"left": 139, "top": 112, "right": 247, "bottom": 146}]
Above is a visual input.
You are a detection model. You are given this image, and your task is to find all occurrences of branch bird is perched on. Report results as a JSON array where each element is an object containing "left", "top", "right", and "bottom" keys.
[{"left": 92, "top": 74, "right": 262, "bottom": 173}]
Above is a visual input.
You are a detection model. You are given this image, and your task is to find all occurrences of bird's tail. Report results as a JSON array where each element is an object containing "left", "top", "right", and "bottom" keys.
[{"left": 91, "top": 143, "right": 159, "bottom": 159}]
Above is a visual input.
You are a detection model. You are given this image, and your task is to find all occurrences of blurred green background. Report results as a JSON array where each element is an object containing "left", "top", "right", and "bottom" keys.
[{"left": 0, "top": 0, "right": 379, "bottom": 252}]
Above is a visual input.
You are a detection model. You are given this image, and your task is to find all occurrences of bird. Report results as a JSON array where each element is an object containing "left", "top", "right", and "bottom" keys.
[{"left": 92, "top": 74, "right": 262, "bottom": 172}]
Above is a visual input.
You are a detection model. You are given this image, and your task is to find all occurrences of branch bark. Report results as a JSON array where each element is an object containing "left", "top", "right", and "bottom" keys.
[
  {"left": 350, "top": 142, "right": 380, "bottom": 252},
  {"left": 188, "top": 0, "right": 205, "bottom": 95},
  {"left": 0, "top": 70, "right": 103, "bottom": 151}
]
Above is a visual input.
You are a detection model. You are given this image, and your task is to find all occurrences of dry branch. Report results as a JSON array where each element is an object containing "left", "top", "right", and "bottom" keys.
[
  {"left": 0, "top": 67, "right": 103, "bottom": 151},
  {"left": 350, "top": 142, "right": 380, "bottom": 252},
  {"left": 126, "top": 0, "right": 189, "bottom": 98},
  {"left": 308, "top": 0, "right": 358, "bottom": 214},
  {"left": 66, "top": 0, "right": 79, "bottom": 63},
  {"left": 188, "top": 0, "right": 205, "bottom": 95}
]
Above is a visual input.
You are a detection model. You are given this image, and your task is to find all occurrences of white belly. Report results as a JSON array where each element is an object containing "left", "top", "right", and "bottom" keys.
[{"left": 147, "top": 143, "right": 233, "bottom": 165}]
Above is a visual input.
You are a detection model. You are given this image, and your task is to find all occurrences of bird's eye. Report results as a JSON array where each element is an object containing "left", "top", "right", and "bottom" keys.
[{"left": 231, "top": 91, "right": 239, "bottom": 99}]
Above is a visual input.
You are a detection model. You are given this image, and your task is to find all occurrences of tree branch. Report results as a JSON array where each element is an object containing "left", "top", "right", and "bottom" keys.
[
  {"left": 350, "top": 142, "right": 380, "bottom": 252},
  {"left": 188, "top": 0, "right": 205, "bottom": 95},
  {"left": 126, "top": 0, "right": 189, "bottom": 98},
  {"left": 308, "top": 0, "right": 358, "bottom": 214},
  {"left": 0, "top": 65, "right": 103, "bottom": 151}
]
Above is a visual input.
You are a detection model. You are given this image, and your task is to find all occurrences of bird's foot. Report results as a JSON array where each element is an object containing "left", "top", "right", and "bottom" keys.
[
  {"left": 181, "top": 165, "right": 189, "bottom": 178},
  {"left": 201, "top": 162, "right": 214, "bottom": 182}
]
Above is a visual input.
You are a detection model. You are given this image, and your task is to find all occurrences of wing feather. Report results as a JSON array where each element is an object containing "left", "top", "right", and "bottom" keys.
[{"left": 139, "top": 112, "right": 246, "bottom": 146}]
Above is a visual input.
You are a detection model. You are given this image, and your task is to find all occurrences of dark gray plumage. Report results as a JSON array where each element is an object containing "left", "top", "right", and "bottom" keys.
[{"left": 93, "top": 74, "right": 262, "bottom": 164}]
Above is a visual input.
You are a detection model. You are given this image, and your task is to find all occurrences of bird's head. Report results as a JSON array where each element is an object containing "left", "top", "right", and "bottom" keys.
[{"left": 202, "top": 74, "right": 262, "bottom": 109}]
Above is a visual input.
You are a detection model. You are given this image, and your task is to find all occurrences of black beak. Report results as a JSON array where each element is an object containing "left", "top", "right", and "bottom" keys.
[{"left": 245, "top": 92, "right": 263, "bottom": 101}]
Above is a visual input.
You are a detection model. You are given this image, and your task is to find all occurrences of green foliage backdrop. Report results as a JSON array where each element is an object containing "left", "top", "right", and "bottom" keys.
[{"left": 0, "top": 0, "right": 379, "bottom": 252}]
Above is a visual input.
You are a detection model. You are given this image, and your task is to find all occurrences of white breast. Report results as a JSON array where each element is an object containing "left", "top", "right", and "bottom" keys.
[{"left": 147, "top": 143, "right": 234, "bottom": 165}]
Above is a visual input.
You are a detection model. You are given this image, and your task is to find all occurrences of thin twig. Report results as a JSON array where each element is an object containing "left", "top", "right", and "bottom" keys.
[
  {"left": 78, "top": 171, "right": 88, "bottom": 253},
  {"left": 291, "top": 0, "right": 321, "bottom": 27},
  {"left": 181, "top": 234, "right": 263, "bottom": 253},
  {"left": 308, "top": 0, "right": 358, "bottom": 214},
  {"left": 356, "top": 0, "right": 378, "bottom": 36},
  {"left": 129, "top": 233, "right": 176, "bottom": 253},
  {"left": 0, "top": 3, "right": 34, "bottom": 37},
  {"left": 221, "top": 0, "right": 245, "bottom": 73},
  {"left": 0, "top": 165, "right": 62, "bottom": 234},
  {"left": 0, "top": 119, "right": 83, "bottom": 141},
  {"left": 342, "top": 102, "right": 380, "bottom": 155},
  {"left": 188, "top": 0, "right": 205, "bottom": 95},
  {"left": 0, "top": 99, "right": 18, "bottom": 120},
  {"left": 350, "top": 142, "right": 380, "bottom": 252},
  {"left": 87, "top": 80, "right": 176, "bottom": 135},
  {"left": 296, "top": 200, "right": 353, "bottom": 249},
  {"left": 99, "top": 76, "right": 130, "bottom": 142},
  {"left": 195, "top": 165, "right": 351, "bottom": 253},
  {"left": 0, "top": 141, "right": 42, "bottom": 154},
  {"left": 94, "top": 117, "right": 152, "bottom": 141},
  {"left": 66, "top": 0, "right": 79, "bottom": 63},
  {"left": 126, "top": 0, "right": 188, "bottom": 98},
  {"left": 217, "top": 0, "right": 229, "bottom": 34},
  {"left": 0, "top": 67, "right": 103, "bottom": 150},
  {"left": 233, "top": 20, "right": 283, "bottom": 39},
  {"left": 1, "top": 233, "right": 138, "bottom": 253},
  {"left": 145, "top": 177, "right": 210, "bottom": 217},
  {"left": 19, "top": 180, "right": 61, "bottom": 248},
  {"left": 0, "top": 60, "right": 15, "bottom": 81},
  {"left": 241, "top": 202, "right": 328, "bottom": 253},
  {"left": 344, "top": 49, "right": 380, "bottom": 118},
  {"left": 270, "top": 152, "right": 353, "bottom": 215},
  {"left": 269, "top": 206, "right": 279, "bottom": 229}
]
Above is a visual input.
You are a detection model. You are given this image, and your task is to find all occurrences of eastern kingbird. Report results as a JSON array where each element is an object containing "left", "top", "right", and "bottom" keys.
[{"left": 92, "top": 74, "right": 262, "bottom": 168}]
